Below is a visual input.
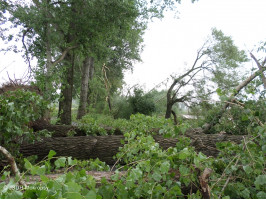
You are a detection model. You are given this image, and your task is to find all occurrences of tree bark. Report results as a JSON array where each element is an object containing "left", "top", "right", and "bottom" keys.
[
  {"left": 165, "top": 101, "right": 173, "bottom": 119},
  {"left": 77, "top": 57, "right": 94, "bottom": 120},
  {"left": 57, "top": 2, "right": 77, "bottom": 125},
  {"left": 171, "top": 110, "right": 178, "bottom": 125},
  {"left": 86, "top": 58, "right": 95, "bottom": 112},
  {"left": 31, "top": 120, "right": 123, "bottom": 137},
  {"left": 20, "top": 133, "right": 246, "bottom": 165},
  {"left": 58, "top": 53, "right": 74, "bottom": 125}
]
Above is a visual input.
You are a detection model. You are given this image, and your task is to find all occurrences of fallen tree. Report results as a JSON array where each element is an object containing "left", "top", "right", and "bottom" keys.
[
  {"left": 203, "top": 66, "right": 266, "bottom": 133},
  {"left": 31, "top": 120, "right": 123, "bottom": 137},
  {"left": 20, "top": 133, "right": 246, "bottom": 165}
]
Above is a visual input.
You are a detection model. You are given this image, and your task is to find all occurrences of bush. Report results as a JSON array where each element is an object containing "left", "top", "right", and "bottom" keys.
[
  {"left": 0, "top": 89, "right": 48, "bottom": 155},
  {"left": 112, "top": 88, "right": 156, "bottom": 119},
  {"left": 128, "top": 89, "right": 156, "bottom": 115}
]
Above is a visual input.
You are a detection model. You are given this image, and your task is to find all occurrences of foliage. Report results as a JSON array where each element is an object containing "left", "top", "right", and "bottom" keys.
[
  {"left": 192, "top": 82, "right": 266, "bottom": 135},
  {"left": 165, "top": 28, "right": 248, "bottom": 119},
  {"left": 77, "top": 113, "right": 186, "bottom": 138},
  {"left": 1, "top": 111, "right": 265, "bottom": 199},
  {"left": 112, "top": 88, "right": 156, "bottom": 119},
  {"left": 0, "top": 89, "right": 49, "bottom": 154},
  {"left": 211, "top": 124, "right": 266, "bottom": 198},
  {"left": 129, "top": 89, "right": 156, "bottom": 115},
  {"left": 111, "top": 95, "right": 134, "bottom": 119}
]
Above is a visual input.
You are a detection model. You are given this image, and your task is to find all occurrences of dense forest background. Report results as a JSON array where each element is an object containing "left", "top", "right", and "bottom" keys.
[{"left": 0, "top": 0, "right": 265, "bottom": 199}]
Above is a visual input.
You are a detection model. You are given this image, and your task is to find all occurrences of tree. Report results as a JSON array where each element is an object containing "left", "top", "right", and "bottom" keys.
[
  {"left": 165, "top": 28, "right": 248, "bottom": 119},
  {"left": 202, "top": 50, "right": 266, "bottom": 133},
  {"left": 203, "top": 65, "right": 266, "bottom": 133},
  {"left": 76, "top": 57, "right": 94, "bottom": 119},
  {"left": 1, "top": 0, "right": 199, "bottom": 124}
]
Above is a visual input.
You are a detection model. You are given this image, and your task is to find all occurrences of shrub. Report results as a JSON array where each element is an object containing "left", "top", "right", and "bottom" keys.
[{"left": 0, "top": 89, "right": 48, "bottom": 155}]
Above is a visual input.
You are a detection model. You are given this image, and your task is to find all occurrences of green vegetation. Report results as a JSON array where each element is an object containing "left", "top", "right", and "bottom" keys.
[
  {"left": 0, "top": 90, "right": 49, "bottom": 156},
  {"left": 0, "top": 110, "right": 265, "bottom": 198},
  {"left": 0, "top": 0, "right": 265, "bottom": 199}
]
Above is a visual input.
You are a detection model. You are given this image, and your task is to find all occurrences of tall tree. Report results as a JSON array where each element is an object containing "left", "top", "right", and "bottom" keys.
[
  {"left": 165, "top": 28, "right": 248, "bottom": 119},
  {"left": 77, "top": 57, "right": 94, "bottom": 119},
  {"left": 0, "top": 0, "right": 198, "bottom": 124}
]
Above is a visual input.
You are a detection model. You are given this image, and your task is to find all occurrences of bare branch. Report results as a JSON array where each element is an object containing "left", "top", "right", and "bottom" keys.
[
  {"left": 199, "top": 168, "right": 212, "bottom": 199},
  {"left": 0, "top": 145, "right": 27, "bottom": 187},
  {"left": 203, "top": 67, "right": 266, "bottom": 133},
  {"left": 22, "top": 28, "right": 32, "bottom": 77},
  {"left": 51, "top": 45, "right": 78, "bottom": 67},
  {"left": 250, "top": 52, "right": 266, "bottom": 89}
]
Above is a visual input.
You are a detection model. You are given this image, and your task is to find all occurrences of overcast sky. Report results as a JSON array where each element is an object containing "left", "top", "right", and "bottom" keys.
[
  {"left": 124, "top": 0, "right": 266, "bottom": 91},
  {"left": 1, "top": 0, "right": 266, "bottom": 89}
]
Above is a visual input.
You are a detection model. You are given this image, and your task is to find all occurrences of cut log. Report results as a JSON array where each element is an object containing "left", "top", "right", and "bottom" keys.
[
  {"left": 31, "top": 120, "right": 123, "bottom": 137},
  {"left": 20, "top": 134, "right": 246, "bottom": 165}
]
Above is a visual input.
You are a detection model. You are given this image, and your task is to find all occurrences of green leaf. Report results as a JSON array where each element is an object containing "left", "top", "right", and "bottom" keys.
[
  {"left": 262, "top": 145, "right": 266, "bottom": 154},
  {"left": 79, "top": 169, "right": 87, "bottom": 177},
  {"left": 35, "top": 165, "right": 46, "bottom": 175},
  {"left": 216, "top": 88, "right": 222, "bottom": 96},
  {"left": 1, "top": 178, "right": 16, "bottom": 193},
  {"left": 64, "top": 192, "right": 83, "bottom": 199},
  {"left": 24, "top": 159, "right": 32, "bottom": 170},
  {"left": 54, "top": 157, "right": 66, "bottom": 168},
  {"left": 243, "top": 165, "right": 252, "bottom": 174},
  {"left": 67, "top": 157, "right": 77, "bottom": 166},
  {"left": 48, "top": 150, "right": 56, "bottom": 159},
  {"left": 1, "top": 171, "right": 10, "bottom": 181},
  {"left": 179, "top": 165, "right": 189, "bottom": 176},
  {"left": 160, "top": 161, "right": 170, "bottom": 174},
  {"left": 241, "top": 115, "right": 249, "bottom": 121},
  {"left": 65, "top": 181, "right": 82, "bottom": 193},
  {"left": 152, "top": 171, "right": 162, "bottom": 182},
  {"left": 255, "top": 175, "right": 266, "bottom": 188},
  {"left": 168, "top": 185, "right": 183, "bottom": 196},
  {"left": 30, "top": 166, "right": 39, "bottom": 175},
  {"left": 40, "top": 175, "right": 49, "bottom": 182},
  {"left": 231, "top": 165, "right": 238, "bottom": 171},
  {"left": 85, "top": 190, "right": 97, "bottom": 199},
  {"left": 257, "top": 191, "right": 266, "bottom": 199},
  {"left": 240, "top": 188, "right": 250, "bottom": 199},
  {"left": 179, "top": 148, "right": 190, "bottom": 159},
  {"left": 131, "top": 168, "right": 143, "bottom": 179},
  {"left": 111, "top": 171, "right": 120, "bottom": 181},
  {"left": 6, "top": 190, "right": 23, "bottom": 199}
]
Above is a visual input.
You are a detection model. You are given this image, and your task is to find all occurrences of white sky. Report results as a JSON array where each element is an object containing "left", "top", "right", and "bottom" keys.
[
  {"left": 1, "top": 0, "right": 266, "bottom": 89},
  {"left": 124, "top": 0, "right": 266, "bottom": 91}
]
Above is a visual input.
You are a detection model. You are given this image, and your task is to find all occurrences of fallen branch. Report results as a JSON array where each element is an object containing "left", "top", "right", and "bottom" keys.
[
  {"left": 0, "top": 145, "right": 26, "bottom": 187},
  {"left": 199, "top": 168, "right": 212, "bottom": 199},
  {"left": 203, "top": 67, "right": 266, "bottom": 133}
]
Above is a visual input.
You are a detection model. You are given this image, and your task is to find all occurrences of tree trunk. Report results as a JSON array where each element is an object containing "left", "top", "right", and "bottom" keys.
[
  {"left": 57, "top": 2, "right": 77, "bottom": 125},
  {"left": 31, "top": 120, "right": 123, "bottom": 137},
  {"left": 20, "top": 133, "right": 246, "bottom": 165},
  {"left": 107, "top": 95, "right": 112, "bottom": 112},
  {"left": 58, "top": 53, "right": 74, "bottom": 125},
  {"left": 86, "top": 58, "right": 95, "bottom": 113},
  {"left": 77, "top": 57, "right": 94, "bottom": 120},
  {"left": 165, "top": 102, "right": 173, "bottom": 119},
  {"left": 171, "top": 110, "right": 178, "bottom": 125}
]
